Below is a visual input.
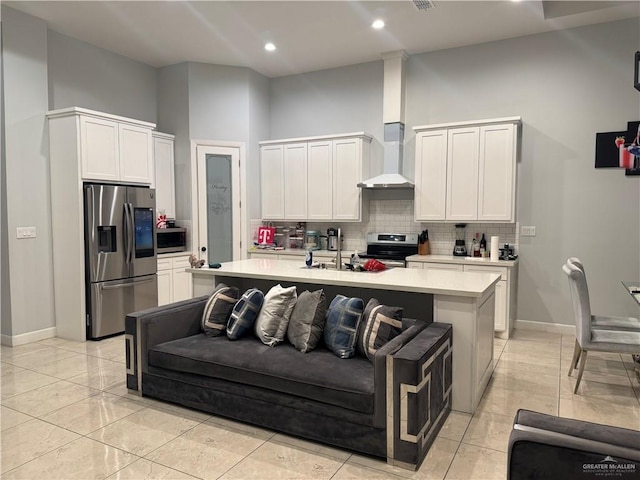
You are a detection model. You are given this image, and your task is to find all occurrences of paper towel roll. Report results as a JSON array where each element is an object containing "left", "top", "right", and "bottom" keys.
[{"left": 490, "top": 236, "right": 500, "bottom": 261}]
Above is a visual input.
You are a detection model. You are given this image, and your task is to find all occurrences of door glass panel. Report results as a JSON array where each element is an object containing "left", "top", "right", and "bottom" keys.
[{"left": 206, "top": 154, "right": 233, "bottom": 263}]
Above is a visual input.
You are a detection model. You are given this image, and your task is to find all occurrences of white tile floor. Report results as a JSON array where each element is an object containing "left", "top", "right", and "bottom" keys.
[{"left": 1, "top": 330, "right": 639, "bottom": 480}]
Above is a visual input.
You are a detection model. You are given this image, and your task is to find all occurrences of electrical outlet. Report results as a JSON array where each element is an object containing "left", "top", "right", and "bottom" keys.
[
  {"left": 521, "top": 226, "right": 536, "bottom": 237},
  {"left": 16, "top": 227, "right": 37, "bottom": 239}
]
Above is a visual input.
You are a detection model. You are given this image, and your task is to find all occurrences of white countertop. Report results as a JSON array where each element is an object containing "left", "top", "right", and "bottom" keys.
[
  {"left": 158, "top": 251, "right": 192, "bottom": 259},
  {"left": 406, "top": 254, "right": 518, "bottom": 267},
  {"left": 188, "top": 259, "right": 500, "bottom": 298},
  {"left": 249, "top": 248, "right": 337, "bottom": 258}
]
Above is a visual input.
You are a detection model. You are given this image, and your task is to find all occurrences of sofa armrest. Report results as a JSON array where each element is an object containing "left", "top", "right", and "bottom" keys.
[
  {"left": 386, "top": 322, "right": 453, "bottom": 470},
  {"left": 508, "top": 409, "right": 640, "bottom": 480},
  {"left": 125, "top": 296, "right": 208, "bottom": 392},
  {"left": 372, "top": 322, "right": 427, "bottom": 428}
]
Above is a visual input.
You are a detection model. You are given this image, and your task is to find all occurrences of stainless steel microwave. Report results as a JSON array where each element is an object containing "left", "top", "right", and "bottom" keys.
[{"left": 156, "top": 227, "right": 187, "bottom": 253}]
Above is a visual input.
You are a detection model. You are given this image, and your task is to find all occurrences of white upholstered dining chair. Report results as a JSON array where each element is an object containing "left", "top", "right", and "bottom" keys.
[{"left": 563, "top": 261, "right": 640, "bottom": 393}]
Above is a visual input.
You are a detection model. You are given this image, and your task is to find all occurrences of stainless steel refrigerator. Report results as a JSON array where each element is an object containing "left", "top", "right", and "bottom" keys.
[{"left": 84, "top": 184, "right": 158, "bottom": 339}]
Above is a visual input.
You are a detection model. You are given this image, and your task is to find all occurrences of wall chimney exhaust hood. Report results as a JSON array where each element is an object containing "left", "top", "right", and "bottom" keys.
[{"left": 358, "top": 51, "right": 414, "bottom": 189}]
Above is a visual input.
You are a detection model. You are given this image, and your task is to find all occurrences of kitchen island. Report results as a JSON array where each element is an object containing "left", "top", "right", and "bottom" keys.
[{"left": 188, "top": 259, "right": 500, "bottom": 414}]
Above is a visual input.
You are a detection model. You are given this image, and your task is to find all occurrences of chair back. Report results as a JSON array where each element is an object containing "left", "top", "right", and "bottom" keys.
[
  {"left": 562, "top": 262, "right": 592, "bottom": 346},
  {"left": 567, "top": 257, "right": 585, "bottom": 273}
]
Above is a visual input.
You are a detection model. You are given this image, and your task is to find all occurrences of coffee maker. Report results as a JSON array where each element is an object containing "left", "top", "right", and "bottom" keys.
[
  {"left": 453, "top": 224, "right": 467, "bottom": 256},
  {"left": 327, "top": 227, "right": 340, "bottom": 251}
]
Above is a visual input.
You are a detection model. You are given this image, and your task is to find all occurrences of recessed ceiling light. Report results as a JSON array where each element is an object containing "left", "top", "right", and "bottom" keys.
[
  {"left": 372, "top": 19, "right": 385, "bottom": 30},
  {"left": 264, "top": 42, "right": 276, "bottom": 52}
]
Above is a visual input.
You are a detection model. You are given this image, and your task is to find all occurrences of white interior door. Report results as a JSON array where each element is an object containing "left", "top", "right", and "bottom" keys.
[{"left": 197, "top": 145, "right": 241, "bottom": 265}]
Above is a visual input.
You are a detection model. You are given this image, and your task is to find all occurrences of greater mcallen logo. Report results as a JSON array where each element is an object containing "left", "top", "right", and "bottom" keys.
[{"left": 583, "top": 456, "right": 637, "bottom": 477}]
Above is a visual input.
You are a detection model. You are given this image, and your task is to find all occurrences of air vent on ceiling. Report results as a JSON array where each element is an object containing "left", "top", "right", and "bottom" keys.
[{"left": 412, "top": 0, "right": 435, "bottom": 11}]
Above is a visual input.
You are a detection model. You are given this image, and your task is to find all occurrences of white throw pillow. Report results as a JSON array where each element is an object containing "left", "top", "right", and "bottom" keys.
[{"left": 254, "top": 284, "right": 297, "bottom": 347}]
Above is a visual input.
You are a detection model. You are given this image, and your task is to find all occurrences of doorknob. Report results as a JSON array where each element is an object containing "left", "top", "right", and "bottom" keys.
[{"left": 201, "top": 246, "right": 207, "bottom": 252}]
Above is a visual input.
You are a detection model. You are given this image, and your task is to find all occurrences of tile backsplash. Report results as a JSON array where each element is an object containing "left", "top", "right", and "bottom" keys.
[{"left": 258, "top": 199, "right": 519, "bottom": 255}]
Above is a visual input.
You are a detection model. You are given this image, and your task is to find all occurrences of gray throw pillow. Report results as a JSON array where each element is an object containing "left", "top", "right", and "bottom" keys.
[
  {"left": 227, "top": 288, "right": 265, "bottom": 340},
  {"left": 356, "top": 298, "right": 403, "bottom": 361},
  {"left": 287, "top": 289, "right": 327, "bottom": 353},
  {"left": 324, "top": 295, "right": 364, "bottom": 359},
  {"left": 201, "top": 283, "right": 240, "bottom": 337},
  {"left": 254, "top": 284, "right": 297, "bottom": 347}
]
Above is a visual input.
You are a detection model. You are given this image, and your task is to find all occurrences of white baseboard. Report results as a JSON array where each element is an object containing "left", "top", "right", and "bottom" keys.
[
  {"left": 514, "top": 319, "right": 575, "bottom": 337},
  {"left": 1, "top": 327, "right": 57, "bottom": 347}
]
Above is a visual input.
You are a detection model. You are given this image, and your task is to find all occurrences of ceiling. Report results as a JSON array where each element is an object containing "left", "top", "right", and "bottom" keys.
[{"left": 6, "top": 1, "right": 640, "bottom": 78}]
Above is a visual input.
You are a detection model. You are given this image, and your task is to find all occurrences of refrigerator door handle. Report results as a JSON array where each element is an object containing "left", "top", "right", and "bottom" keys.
[
  {"left": 124, "top": 202, "right": 134, "bottom": 264},
  {"left": 123, "top": 202, "right": 131, "bottom": 264},
  {"left": 100, "top": 277, "right": 155, "bottom": 290}
]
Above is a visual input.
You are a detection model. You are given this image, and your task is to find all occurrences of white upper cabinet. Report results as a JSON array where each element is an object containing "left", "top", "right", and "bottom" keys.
[
  {"left": 307, "top": 141, "right": 333, "bottom": 220},
  {"left": 153, "top": 132, "right": 176, "bottom": 219},
  {"left": 283, "top": 143, "right": 308, "bottom": 220},
  {"left": 446, "top": 127, "right": 480, "bottom": 221},
  {"left": 119, "top": 124, "right": 153, "bottom": 184},
  {"left": 77, "top": 109, "right": 154, "bottom": 185},
  {"left": 260, "top": 145, "right": 285, "bottom": 219},
  {"left": 414, "top": 117, "right": 520, "bottom": 223},
  {"left": 260, "top": 132, "right": 371, "bottom": 222},
  {"left": 333, "top": 138, "right": 363, "bottom": 221},
  {"left": 478, "top": 124, "right": 516, "bottom": 222},
  {"left": 80, "top": 116, "right": 120, "bottom": 182},
  {"left": 415, "top": 129, "right": 447, "bottom": 221}
]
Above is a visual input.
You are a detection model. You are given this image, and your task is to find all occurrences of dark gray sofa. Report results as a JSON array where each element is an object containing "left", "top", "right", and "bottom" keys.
[{"left": 125, "top": 296, "right": 453, "bottom": 470}]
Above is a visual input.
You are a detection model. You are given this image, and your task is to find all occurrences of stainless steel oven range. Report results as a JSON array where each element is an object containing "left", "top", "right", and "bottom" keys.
[{"left": 358, "top": 233, "right": 418, "bottom": 268}]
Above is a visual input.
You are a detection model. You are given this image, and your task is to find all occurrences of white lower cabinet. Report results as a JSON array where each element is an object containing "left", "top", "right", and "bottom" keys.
[
  {"left": 405, "top": 260, "right": 517, "bottom": 338},
  {"left": 157, "top": 255, "right": 193, "bottom": 306}
]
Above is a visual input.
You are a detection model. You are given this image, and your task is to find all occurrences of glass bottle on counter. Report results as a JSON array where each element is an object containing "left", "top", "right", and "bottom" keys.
[
  {"left": 473, "top": 233, "right": 481, "bottom": 257},
  {"left": 480, "top": 233, "right": 487, "bottom": 257}
]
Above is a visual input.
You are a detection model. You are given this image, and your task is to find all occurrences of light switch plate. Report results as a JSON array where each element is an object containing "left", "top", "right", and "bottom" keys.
[
  {"left": 16, "top": 227, "right": 37, "bottom": 239},
  {"left": 521, "top": 226, "right": 536, "bottom": 237}
]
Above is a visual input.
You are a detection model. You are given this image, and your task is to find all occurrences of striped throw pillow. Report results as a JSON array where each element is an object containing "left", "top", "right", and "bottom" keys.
[
  {"left": 201, "top": 284, "right": 239, "bottom": 337},
  {"left": 356, "top": 298, "right": 403, "bottom": 361}
]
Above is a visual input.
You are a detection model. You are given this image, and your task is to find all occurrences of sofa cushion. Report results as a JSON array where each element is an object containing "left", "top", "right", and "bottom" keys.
[
  {"left": 357, "top": 298, "right": 403, "bottom": 361},
  {"left": 324, "top": 295, "right": 364, "bottom": 359},
  {"left": 255, "top": 284, "right": 297, "bottom": 347},
  {"left": 287, "top": 289, "right": 327, "bottom": 353},
  {"left": 201, "top": 284, "right": 240, "bottom": 337},
  {"left": 226, "top": 288, "right": 264, "bottom": 340},
  {"left": 149, "top": 333, "right": 375, "bottom": 414}
]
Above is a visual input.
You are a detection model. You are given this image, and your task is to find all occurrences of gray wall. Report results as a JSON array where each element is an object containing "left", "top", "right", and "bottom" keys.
[
  {"left": 1, "top": 17, "right": 11, "bottom": 336},
  {"left": 1, "top": 6, "right": 54, "bottom": 338},
  {"left": 269, "top": 61, "right": 384, "bottom": 142},
  {"left": 247, "top": 69, "right": 270, "bottom": 220},
  {"left": 47, "top": 30, "right": 157, "bottom": 122}
]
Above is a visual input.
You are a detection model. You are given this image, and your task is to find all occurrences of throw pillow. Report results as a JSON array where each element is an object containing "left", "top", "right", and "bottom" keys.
[
  {"left": 324, "top": 295, "right": 364, "bottom": 359},
  {"left": 226, "top": 288, "right": 265, "bottom": 340},
  {"left": 254, "top": 284, "right": 297, "bottom": 347},
  {"left": 356, "top": 298, "right": 403, "bottom": 361},
  {"left": 201, "top": 283, "right": 240, "bottom": 337},
  {"left": 287, "top": 289, "right": 327, "bottom": 353}
]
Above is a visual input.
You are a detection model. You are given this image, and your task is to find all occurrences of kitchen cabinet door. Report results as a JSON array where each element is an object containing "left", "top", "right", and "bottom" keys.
[
  {"left": 172, "top": 257, "right": 193, "bottom": 302},
  {"left": 153, "top": 134, "right": 176, "bottom": 219},
  {"left": 464, "top": 264, "right": 510, "bottom": 333},
  {"left": 333, "top": 138, "right": 362, "bottom": 221},
  {"left": 478, "top": 124, "right": 516, "bottom": 222},
  {"left": 415, "top": 130, "right": 447, "bottom": 221},
  {"left": 80, "top": 116, "right": 120, "bottom": 182},
  {"left": 307, "top": 141, "right": 333, "bottom": 220},
  {"left": 260, "top": 145, "right": 285, "bottom": 219},
  {"left": 283, "top": 143, "right": 308, "bottom": 220},
  {"left": 119, "top": 123, "right": 153, "bottom": 184},
  {"left": 157, "top": 269, "right": 172, "bottom": 306},
  {"left": 446, "top": 127, "right": 479, "bottom": 221}
]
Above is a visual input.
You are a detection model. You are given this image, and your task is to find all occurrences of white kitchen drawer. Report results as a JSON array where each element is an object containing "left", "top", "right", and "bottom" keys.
[
  {"left": 407, "top": 262, "right": 423, "bottom": 269},
  {"left": 173, "top": 257, "right": 192, "bottom": 269},
  {"left": 423, "top": 263, "right": 464, "bottom": 272},
  {"left": 157, "top": 258, "right": 173, "bottom": 271},
  {"left": 463, "top": 265, "right": 508, "bottom": 281}
]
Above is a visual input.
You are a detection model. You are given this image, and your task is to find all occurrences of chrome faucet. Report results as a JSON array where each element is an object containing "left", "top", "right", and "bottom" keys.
[{"left": 336, "top": 227, "right": 343, "bottom": 270}]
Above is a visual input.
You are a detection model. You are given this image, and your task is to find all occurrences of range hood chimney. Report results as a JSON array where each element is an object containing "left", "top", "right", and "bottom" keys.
[{"left": 358, "top": 50, "right": 414, "bottom": 189}]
